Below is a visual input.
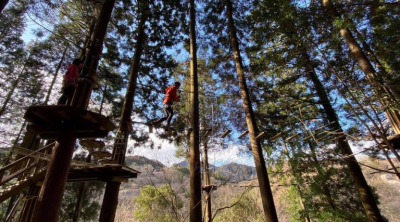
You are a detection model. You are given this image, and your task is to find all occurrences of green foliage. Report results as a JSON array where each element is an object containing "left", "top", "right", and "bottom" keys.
[
  {"left": 58, "top": 181, "right": 104, "bottom": 221},
  {"left": 280, "top": 186, "right": 303, "bottom": 222},
  {"left": 214, "top": 189, "right": 263, "bottom": 222},
  {"left": 133, "top": 184, "right": 183, "bottom": 222},
  {"left": 173, "top": 165, "right": 190, "bottom": 175}
]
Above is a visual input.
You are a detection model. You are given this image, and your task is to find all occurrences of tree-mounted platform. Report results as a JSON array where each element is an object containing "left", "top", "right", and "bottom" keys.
[
  {"left": 68, "top": 164, "right": 140, "bottom": 183},
  {"left": 91, "top": 151, "right": 112, "bottom": 159},
  {"left": 80, "top": 139, "right": 106, "bottom": 149},
  {"left": 24, "top": 105, "right": 116, "bottom": 139}
]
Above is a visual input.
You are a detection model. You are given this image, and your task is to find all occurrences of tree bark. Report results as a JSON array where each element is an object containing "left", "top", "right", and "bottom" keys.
[
  {"left": 32, "top": 0, "right": 116, "bottom": 220},
  {"left": 70, "top": 0, "right": 116, "bottom": 109},
  {"left": 189, "top": 1, "right": 203, "bottom": 221},
  {"left": 0, "top": 54, "right": 30, "bottom": 116},
  {"left": 304, "top": 49, "right": 384, "bottom": 221},
  {"left": 203, "top": 141, "right": 212, "bottom": 222},
  {"left": 99, "top": 2, "right": 147, "bottom": 221},
  {"left": 44, "top": 46, "right": 68, "bottom": 105},
  {"left": 225, "top": 0, "right": 278, "bottom": 221},
  {"left": 99, "top": 182, "right": 121, "bottom": 222},
  {"left": 322, "top": 0, "right": 400, "bottom": 134}
]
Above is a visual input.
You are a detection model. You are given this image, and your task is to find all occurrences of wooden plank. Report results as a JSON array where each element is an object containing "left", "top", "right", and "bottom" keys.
[
  {"left": 91, "top": 151, "right": 112, "bottom": 159},
  {"left": 315, "top": 133, "right": 331, "bottom": 142},
  {"left": 270, "top": 132, "right": 282, "bottom": 141},
  {"left": 312, "top": 121, "right": 336, "bottom": 132},
  {"left": 220, "top": 130, "right": 231, "bottom": 138},
  {"left": 285, "top": 133, "right": 300, "bottom": 141},
  {"left": 0, "top": 170, "right": 46, "bottom": 203},
  {"left": 331, "top": 134, "right": 346, "bottom": 141},
  {"left": 255, "top": 132, "right": 265, "bottom": 140},
  {"left": 238, "top": 131, "right": 249, "bottom": 139},
  {"left": 204, "top": 129, "right": 212, "bottom": 137},
  {"left": 111, "top": 176, "right": 128, "bottom": 183},
  {"left": 99, "top": 159, "right": 118, "bottom": 165},
  {"left": 79, "top": 140, "right": 105, "bottom": 149}
]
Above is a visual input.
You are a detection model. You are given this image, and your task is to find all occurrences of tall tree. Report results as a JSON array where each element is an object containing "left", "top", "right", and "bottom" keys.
[
  {"left": 321, "top": 0, "right": 400, "bottom": 137},
  {"left": 225, "top": 0, "right": 278, "bottom": 221},
  {"left": 99, "top": 1, "right": 149, "bottom": 221},
  {"left": 32, "top": 0, "right": 116, "bottom": 220},
  {"left": 188, "top": 0, "right": 202, "bottom": 221}
]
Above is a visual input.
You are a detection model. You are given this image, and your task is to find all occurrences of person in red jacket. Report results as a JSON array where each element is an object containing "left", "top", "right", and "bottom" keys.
[
  {"left": 153, "top": 82, "right": 181, "bottom": 127},
  {"left": 57, "top": 59, "right": 83, "bottom": 105}
]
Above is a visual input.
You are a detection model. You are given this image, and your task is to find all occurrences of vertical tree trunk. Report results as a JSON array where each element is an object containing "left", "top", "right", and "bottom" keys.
[
  {"left": 0, "top": 54, "right": 30, "bottom": 116},
  {"left": 225, "top": 0, "right": 278, "bottom": 221},
  {"left": 43, "top": 46, "right": 68, "bottom": 105},
  {"left": 322, "top": 0, "right": 400, "bottom": 135},
  {"left": 99, "top": 2, "right": 147, "bottom": 221},
  {"left": 32, "top": 0, "right": 116, "bottom": 220},
  {"left": 188, "top": 1, "right": 202, "bottom": 221},
  {"left": 70, "top": 0, "right": 115, "bottom": 109},
  {"left": 203, "top": 141, "right": 212, "bottom": 222},
  {"left": 304, "top": 49, "right": 384, "bottom": 221}
]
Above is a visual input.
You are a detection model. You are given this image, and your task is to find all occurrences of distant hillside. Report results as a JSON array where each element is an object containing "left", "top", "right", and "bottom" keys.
[
  {"left": 174, "top": 160, "right": 216, "bottom": 171},
  {"left": 116, "top": 156, "right": 400, "bottom": 222},
  {"left": 125, "top": 155, "right": 164, "bottom": 170},
  {"left": 213, "top": 162, "right": 256, "bottom": 182}
]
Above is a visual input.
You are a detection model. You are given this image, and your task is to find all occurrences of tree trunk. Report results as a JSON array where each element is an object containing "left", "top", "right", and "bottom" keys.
[
  {"left": 203, "top": 141, "right": 212, "bottom": 222},
  {"left": 70, "top": 0, "right": 115, "bottom": 109},
  {"left": 0, "top": 54, "right": 30, "bottom": 116},
  {"left": 44, "top": 46, "right": 68, "bottom": 105},
  {"left": 189, "top": 1, "right": 202, "bottom": 221},
  {"left": 225, "top": 0, "right": 278, "bottom": 221},
  {"left": 32, "top": 0, "right": 116, "bottom": 220},
  {"left": 99, "top": 182, "right": 121, "bottom": 222},
  {"left": 304, "top": 49, "right": 384, "bottom": 221},
  {"left": 99, "top": 2, "right": 147, "bottom": 221},
  {"left": 322, "top": 0, "right": 400, "bottom": 134}
]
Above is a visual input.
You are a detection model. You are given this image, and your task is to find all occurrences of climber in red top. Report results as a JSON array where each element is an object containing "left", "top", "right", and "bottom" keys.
[
  {"left": 152, "top": 82, "right": 181, "bottom": 127},
  {"left": 57, "top": 59, "right": 83, "bottom": 105}
]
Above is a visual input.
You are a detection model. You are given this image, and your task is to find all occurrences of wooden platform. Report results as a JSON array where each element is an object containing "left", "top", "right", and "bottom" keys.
[
  {"left": 24, "top": 105, "right": 116, "bottom": 139},
  {"left": 68, "top": 164, "right": 140, "bottom": 182},
  {"left": 91, "top": 151, "right": 112, "bottom": 159},
  {"left": 80, "top": 139, "right": 106, "bottom": 149}
]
